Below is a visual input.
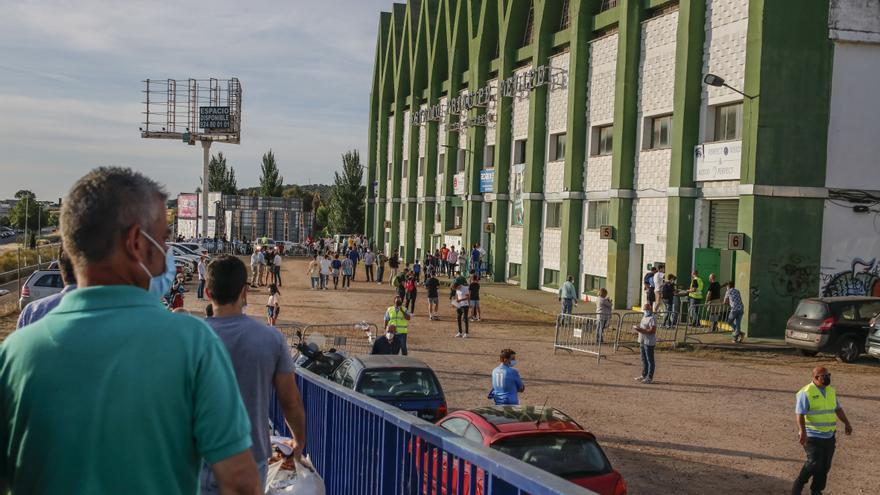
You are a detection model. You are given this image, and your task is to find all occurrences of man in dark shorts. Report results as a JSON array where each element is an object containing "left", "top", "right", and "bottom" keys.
[
  {"left": 425, "top": 271, "right": 440, "bottom": 320},
  {"left": 469, "top": 275, "right": 482, "bottom": 322}
]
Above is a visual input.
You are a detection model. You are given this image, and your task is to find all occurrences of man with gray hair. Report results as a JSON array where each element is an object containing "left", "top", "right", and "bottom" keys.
[{"left": 0, "top": 167, "right": 260, "bottom": 494}]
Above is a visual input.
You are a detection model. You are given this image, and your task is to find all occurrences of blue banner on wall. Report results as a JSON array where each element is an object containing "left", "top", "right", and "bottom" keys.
[{"left": 479, "top": 169, "right": 495, "bottom": 193}]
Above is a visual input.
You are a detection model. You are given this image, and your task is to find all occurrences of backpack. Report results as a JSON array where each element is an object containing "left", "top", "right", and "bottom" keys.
[
  {"left": 660, "top": 281, "right": 675, "bottom": 300},
  {"left": 405, "top": 279, "right": 416, "bottom": 292}
]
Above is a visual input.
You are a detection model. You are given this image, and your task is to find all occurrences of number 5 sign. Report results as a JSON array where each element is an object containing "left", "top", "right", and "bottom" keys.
[{"left": 728, "top": 232, "right": 745, "bottom": 250}]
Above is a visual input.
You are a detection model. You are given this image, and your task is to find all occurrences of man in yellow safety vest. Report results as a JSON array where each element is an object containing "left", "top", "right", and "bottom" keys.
[
  {"left": 686, "top": 270, "right": 704, "bottom": 326},
  {"left": 384, "top": 296, "right": 411, "bottom": 355},
  {"left": 793, "top": 366, "right": 853, "bottom": 495}
]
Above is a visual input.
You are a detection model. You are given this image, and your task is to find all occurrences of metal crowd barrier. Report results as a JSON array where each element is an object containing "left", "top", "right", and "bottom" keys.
[
  {"left": 681, "top": 301, "right": 733, "bottom": 343},
  {"left": 278, "top": 322, "right": 379, "bottom": 357},
  {"left": 613, "top": 311, "right": 682, "bottom": 351},
  {"left": 554, "top": 313, "right": 620, "bottom": 364},
  {"left": 290, "top": 368, "right": 596, "bottom": 495}
]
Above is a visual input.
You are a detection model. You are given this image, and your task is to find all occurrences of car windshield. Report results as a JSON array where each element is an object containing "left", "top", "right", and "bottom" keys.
[
  {"left": 358, "top": 369, "right": 440, "bottom": 398},
  {"left": 491, "top": 435, "right": 610, "bottom": 478},
  {"left": 793, "top": 301, "right": 829, "bottom": 320},
  {"left": 174, "top": 245, "right": 199, "bottom": 256}
]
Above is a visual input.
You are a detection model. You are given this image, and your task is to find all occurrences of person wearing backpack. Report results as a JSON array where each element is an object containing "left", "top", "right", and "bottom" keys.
[
  {"left": 660, "top": 274, "right": 678, "bottom": 328},
  {"left": 393, "top": 268, "right": 408, "bottom": 300},
  {"left": 404, "top": 273, "right": 418, "bottom": 314}
]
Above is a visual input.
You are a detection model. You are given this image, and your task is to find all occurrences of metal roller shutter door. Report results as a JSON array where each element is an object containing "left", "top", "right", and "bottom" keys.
[{"left": 709, "top": 200, "right": 739, "bottom": 249}]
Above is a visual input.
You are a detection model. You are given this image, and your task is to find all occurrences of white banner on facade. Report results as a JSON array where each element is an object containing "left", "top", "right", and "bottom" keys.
[
  {"left": 512, "top": 164, "right": 525, "bottom": 226},
  {"left": 694, "top": 141, "right": 742, "bottom": 181},
  {"left": 453, "top": 172, "right": 466, "bottom": 195}
]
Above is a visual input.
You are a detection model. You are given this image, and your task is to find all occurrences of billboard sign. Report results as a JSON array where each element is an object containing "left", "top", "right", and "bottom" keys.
[
  {"left": 178, "top": 194, "right": 198, "bottom": 219},
  {"left": 199, "top": 106, "right": 231, "bottom": 131},
  {"left": 694, "top": 141, "right": 741, "bottom": 181},
  {"left": 480, "top": 169, "right": 495, "bottom": 193},
  {"left": 453, "top": 172, "right": 466, "bottom": 195}
]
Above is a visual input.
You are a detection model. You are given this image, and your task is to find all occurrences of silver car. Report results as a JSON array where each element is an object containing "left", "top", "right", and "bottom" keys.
[{"left": 19, "top": 269, "right": 64, "bottom": 310}]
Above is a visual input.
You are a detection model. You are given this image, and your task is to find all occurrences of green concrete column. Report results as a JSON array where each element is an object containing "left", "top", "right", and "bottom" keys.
[
  {"left": 559, "top": 0, "right": 600, "bottom": 291},
  {"left": 665, "top": 0, "right": 706, "bottom": 283},
  {"left": 606, "top": 0, "right": 644, "bottom": 308},
  {"left": 737, "top": 0, "right": 832, "bottom": 337}
]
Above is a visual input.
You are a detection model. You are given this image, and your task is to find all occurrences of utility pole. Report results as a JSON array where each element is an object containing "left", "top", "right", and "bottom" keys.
[
  {"left": 202, "top": 140, "right": 211, "bottom": 238},
  {"left": 24, "top": 194, "right": 29, "bottom": 246}
]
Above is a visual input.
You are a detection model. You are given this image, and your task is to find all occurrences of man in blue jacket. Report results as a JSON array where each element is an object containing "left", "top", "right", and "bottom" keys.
[{"left": 489, "top": 349, "right": 524, "bottom": 405}]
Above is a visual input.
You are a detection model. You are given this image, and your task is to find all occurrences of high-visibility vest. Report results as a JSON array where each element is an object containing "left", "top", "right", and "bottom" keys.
[
  {"left": 688, "top": 276, "right": 704, "bottom": 300},
  {"left": 799, "top": 383, "right": 837, "bottom": 435},
  {"left": 386, "top": 306, "right": 409, "bottom": 334}
]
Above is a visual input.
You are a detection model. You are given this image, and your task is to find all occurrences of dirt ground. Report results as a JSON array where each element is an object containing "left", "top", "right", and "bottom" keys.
[{"left": 3, "top": 256, "right": 878, "bottom": 494}]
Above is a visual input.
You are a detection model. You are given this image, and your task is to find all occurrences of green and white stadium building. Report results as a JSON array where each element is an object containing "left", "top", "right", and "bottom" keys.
[{"left": 364, "top": 0, "right": 880, "bottom": 337}]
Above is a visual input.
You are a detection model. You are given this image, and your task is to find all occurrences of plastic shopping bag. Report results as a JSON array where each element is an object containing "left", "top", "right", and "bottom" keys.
[{"left": 266, "top": 455, "right": 325, "bottom": 495}]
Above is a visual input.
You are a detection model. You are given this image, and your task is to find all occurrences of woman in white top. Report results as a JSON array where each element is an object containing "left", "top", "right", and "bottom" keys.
[
  {"left": 453, "top": 283, "right": 470, "bottom": 338},
  {"left": 266, "top": 284, "right": 281, "bottom": 326}
]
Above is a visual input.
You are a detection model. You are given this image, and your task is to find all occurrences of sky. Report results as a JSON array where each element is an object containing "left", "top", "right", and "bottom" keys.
[{"left": 0, "top": 0, "right": 393, "bottom": 201}]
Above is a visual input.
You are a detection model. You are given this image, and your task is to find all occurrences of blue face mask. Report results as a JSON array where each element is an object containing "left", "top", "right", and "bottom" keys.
[
  {"left": 140, "top": 230, "right": 176, "bottom": 296},
  {"left": 509, "top": 359, "right": 518, "bottom": 367}
]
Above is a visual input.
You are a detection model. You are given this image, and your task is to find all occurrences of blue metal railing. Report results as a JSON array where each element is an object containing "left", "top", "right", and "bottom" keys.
[{"left": 285, "top": 369, "right": 595, "bottom": 495}]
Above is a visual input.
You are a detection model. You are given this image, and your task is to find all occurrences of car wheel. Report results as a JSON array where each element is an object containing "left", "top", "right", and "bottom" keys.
[
  {"left": 837, "top": 336, "right": 860, "bottom": 363},
  {"left": 798, "top": 349, "right": 818, "bottom": 357}
]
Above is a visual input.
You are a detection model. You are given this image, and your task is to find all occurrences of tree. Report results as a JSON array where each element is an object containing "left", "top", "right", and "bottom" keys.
[
  {"left": 259, "top": 149, "right": 284, "bottom": 197},
  {"left": 314, "top": 205, "right": 330, "bottom": 236},
  {"left": 327, "top": 150, "right": 366, "bottom": 234},
  {"left": 9, "top": 192, "right": 49, "bottom": 233},
  {"left": 15, "top": 190, "right": 34, "bottom": 199},
  {"left": 207, "top": 152, "right": 238, "bottom": 195}
]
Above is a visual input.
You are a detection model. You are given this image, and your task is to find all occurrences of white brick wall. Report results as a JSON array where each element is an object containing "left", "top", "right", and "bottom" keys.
[
  {"left": 434, "top": 220, "right": 441, "bottom": 233},
  {"left": 544, "top": 53, "right": 570, "bottom": 195},
  {"left": 585, "top": 155, "right": 613, "bottom": 192},
  {"left": 547, "top": 53, "right": 570, "bottom": 134},
  {"left": 458, "top": 89, "right": 469, "bottom": 149},
  {"left": 587, "top": 34, "right": 618, "bottom": 124},
  {"left": 386, "top": 202, "right": 392, "bottom": 218},
  {"left": 544, "top": 162, "right": 565, "bottom": 194},
  {"left": 585, "top": 34, "right": 618, "bottom": 192},
  {"left": 401, "top": 178, "right": 408, "bottom": 198},
  {"left": 631, "top": 197, "right": 668, "bottom": 265},
  {"left": 418, "top": 104, "right": 427, "bottom": 157},
  {"left": 542, "top": 228, "right": 562, "bottom": 271},
  {"left": 416, "top": 221, "right": 423, "bottom": 249},
  {"left": 512, "top": 65, "right": 532, "bottom": 140},
  {"left": 508, "top": 226, "right": 523, "bottom": 264},
  {"left": 387, "top": 116, "right": 394, "bottom": 164},
  {"left": 485, "top": 79, "right": 498, "bottom": 145},
  {"left": 582, "top": 231, "right": 609, "bottom": 278},
  {"left": 634, "top": 12, "right": 677, "bottom": 192},
  {"left": 417, "top": 177, "right": 425, "bottom": 197},
  {"left": 438, "top": 97, "right": 448, "bottom": 147},
  {"left": 703, "top": 0, "right": 749, "bottom": 105}
]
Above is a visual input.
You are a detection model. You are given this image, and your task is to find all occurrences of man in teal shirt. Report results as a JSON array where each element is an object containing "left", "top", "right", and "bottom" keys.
[
  {"left": 558, "top": 275, "right": 578, "bottom": 315},
  {"left": 0, "top": 167, "right": 260, "bottom": 494}
]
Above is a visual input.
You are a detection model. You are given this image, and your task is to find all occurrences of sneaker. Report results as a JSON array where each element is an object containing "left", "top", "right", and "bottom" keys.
[
  {"left": 642, "top": 378, "right": 653, "bottom": 384},
  {"left": 462, "top": 333, "right": 469, "bottom": 338},
  {"left": 455, "top": 333, "right": 462, "bottom": 338},
  {"left": 634, "top": 376, "right": 645, "bottom": 382}
]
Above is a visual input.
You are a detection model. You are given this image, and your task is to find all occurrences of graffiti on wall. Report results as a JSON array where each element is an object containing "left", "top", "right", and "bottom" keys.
[
  {"left": 768, "top": 254, "right": 818, "bottom": 299},
  {"left": 821, "top": 257, "right": 880, "bottom": 297}
]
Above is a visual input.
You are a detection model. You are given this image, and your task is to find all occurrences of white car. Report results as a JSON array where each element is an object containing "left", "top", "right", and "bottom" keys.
[{"left": 171, "top": 242, "right": 209, "bottom": 257}]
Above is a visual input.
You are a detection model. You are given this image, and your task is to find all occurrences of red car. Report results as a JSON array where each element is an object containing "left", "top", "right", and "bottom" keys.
[{"left": 433, "top": 406, "right": 626, "bottom": 495}]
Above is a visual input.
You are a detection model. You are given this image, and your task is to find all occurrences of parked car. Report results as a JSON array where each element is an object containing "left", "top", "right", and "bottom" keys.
[
  {"left": 254, "top": 237, "right": 277, "bottom": 252},
  {"left": 330, "top": 355, "right": 447, "bottom": 422},
  {"left": 785, "top": 296, "right": 880, "bottom": 363},
  {"left": 865, "top": 313, "right": 880, "bottom": 359},
  {"left": 19, "top": 269, "right": 64, "bottom": 310},
  {"left": 421, "top": 406, "right": 626, "bottom": 495},
  {"left": 170, "top": 242, "right": 209, "bottom": 258}
]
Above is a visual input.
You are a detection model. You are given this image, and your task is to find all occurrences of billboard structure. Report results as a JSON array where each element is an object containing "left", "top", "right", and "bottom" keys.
[
  {"left": 177, "top": 193, "right": 199, "bottom": 219},
  {"left": 140, "top": 78, "right": 242, "bottom": 237}
]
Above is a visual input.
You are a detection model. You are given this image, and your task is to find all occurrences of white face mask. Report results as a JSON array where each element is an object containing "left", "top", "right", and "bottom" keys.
[{"left": 386, "top": 332, "right": 394, "bottom": 340}]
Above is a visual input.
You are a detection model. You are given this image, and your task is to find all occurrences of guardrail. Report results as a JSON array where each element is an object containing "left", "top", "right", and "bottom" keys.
[
  {"left": 289, "top": 368, "right": 595, "bottom": 495},
  {"left": 277, "top": 321, "right": 379, "bottom": 357}
]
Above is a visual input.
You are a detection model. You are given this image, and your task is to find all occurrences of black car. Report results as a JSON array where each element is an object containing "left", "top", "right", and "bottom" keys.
[
  {"left": 330, "top": 355, "right": 447, "bottom": 422},
  {"left": 785, "top": 296, "right": 880, "bottom": 362}
]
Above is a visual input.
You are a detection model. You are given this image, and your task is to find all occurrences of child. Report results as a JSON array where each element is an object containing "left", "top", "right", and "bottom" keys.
[
  {"left": 597, "top": 288, "right": 613, "bottom": 343},
  {"left": 267, "top": 284, "right": 281, "bottom": 326}
]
